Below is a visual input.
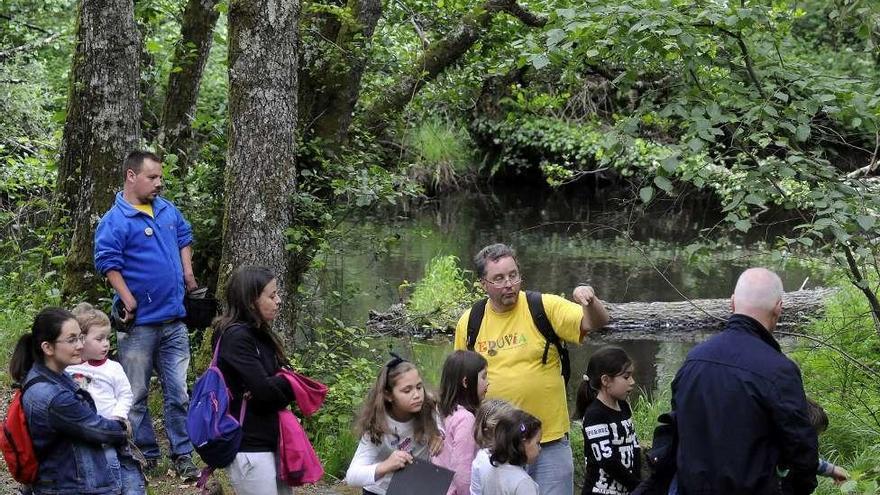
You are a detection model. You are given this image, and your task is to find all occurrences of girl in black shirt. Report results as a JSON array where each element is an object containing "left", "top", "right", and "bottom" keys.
[{"left": 575, "top": 346, "right": 641, "bottom": 495}]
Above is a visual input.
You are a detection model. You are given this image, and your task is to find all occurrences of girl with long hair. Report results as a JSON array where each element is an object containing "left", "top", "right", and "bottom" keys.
[
  {"left": 575, "top": 346, "right": 641, "bottom": 495},
  {"left": 345, "top": 354, "right": 443, "bottom": 495}
]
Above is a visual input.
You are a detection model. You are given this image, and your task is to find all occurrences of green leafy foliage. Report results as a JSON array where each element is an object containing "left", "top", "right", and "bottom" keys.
[
  {"left": 404, "top": 255, "right": 475, "bottom": 330},
  {"left": 292, "top": 323, "right": 377, "bottom": 478}
]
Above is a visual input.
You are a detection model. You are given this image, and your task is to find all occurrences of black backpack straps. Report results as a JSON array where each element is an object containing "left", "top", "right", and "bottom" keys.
[
  {"left": 526, "top": 290, "right": 557, "bottom": 364},
  {"left": 526, "top": 290, "right": 571, "bottom": 383},
  {"left": 466, "top": 299, "right": 488, "bottom": 351}
]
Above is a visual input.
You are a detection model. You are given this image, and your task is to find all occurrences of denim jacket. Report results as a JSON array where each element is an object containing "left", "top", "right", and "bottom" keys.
[{"left": 22, "top": 363, "right": 128, "bottom": 494}]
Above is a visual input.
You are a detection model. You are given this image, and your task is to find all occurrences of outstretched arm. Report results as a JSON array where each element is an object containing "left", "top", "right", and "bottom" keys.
[{"left": 573, "top": 285, "right": 610, "bottom": 341}]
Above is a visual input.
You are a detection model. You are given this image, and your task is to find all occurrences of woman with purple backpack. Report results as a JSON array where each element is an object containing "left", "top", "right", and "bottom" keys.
[{"left": 211, "top": 266, "right": 296, "bottom": 495}]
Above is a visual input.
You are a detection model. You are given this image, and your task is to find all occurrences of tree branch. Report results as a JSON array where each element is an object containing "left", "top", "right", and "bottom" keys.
[
  {"left": 0, "top": 32, "right": 61, "bottom": 61},
  {"left": 0, "top": 13, "right": 50, "bottom": 33},
  {"left": 493, "top": 0, "right": 546, "bottom": 27},
  {"left": 360, "top": 0, "right": 545, "bottom": 136},
  {"left": 842, "top": 245, "right": 880, "bottom": 337}
]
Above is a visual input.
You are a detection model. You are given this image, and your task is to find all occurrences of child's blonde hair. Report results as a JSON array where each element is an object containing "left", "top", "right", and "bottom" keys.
[
  {"left": 354, "top": 358, "right": 441, "bottom": 447},
  {"left": 72, "top": 302, "right": 111, "bottom": 335},
  {"left": 473, "top": 398, "right": 515, "bottom": 448}
]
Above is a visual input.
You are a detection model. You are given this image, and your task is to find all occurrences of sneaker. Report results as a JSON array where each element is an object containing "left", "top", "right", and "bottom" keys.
[{"left": 172, "top": 454, "right": 200, "bottom": 482}]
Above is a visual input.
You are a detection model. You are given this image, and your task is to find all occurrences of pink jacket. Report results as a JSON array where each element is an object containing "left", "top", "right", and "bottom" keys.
[
  {"left": 276, "top": 369, "right": 328, "bottom": 486},
  {"left": 432, "top": 405, "right": 479, "bottom": 495}
]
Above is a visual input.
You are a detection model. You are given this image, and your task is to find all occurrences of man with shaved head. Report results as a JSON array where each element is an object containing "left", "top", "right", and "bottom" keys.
[{"left": 670, "top": 268, "right": 818, "bottom": 495}]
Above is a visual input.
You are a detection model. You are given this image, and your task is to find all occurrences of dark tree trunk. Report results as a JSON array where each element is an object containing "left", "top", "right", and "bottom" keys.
[
  {"left": 158, "top": 0, "right": 221, "bottom": 176},
  {"left": 58, "top": 0, "right": 142, "bottom": 302},
  {"left": 299, "top": 0, "right": 381, "bottom": 150},
  {"left": 220, "top": 0, "right": 299, "bottom": 336}
]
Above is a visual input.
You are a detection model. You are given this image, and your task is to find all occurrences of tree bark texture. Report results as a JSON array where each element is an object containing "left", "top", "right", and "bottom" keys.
[
  {"left": 298, "top": 0, "right": 382, "bottom": 149},
  {"left": 58, "top": 0, "right": 142, "bottom": 301},
  {"left": 220, "top": 0, "right": 299, "bottom": 336},
  {"left": 158, "top": 0, "right": 221, "bottom": 176}
]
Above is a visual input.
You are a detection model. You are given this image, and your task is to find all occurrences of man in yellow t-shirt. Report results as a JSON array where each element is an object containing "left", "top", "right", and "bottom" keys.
[{"left": 454, "top": 243, "right": 609, "bottom": 495}]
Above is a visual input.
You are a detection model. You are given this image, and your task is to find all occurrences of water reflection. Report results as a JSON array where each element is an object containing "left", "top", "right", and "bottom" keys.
[
  {"left": 328, "top": 185, "right": 828, "bottom": 400},
  {"left": 321, "top": 186, "right": 828, "bottom": 326}
]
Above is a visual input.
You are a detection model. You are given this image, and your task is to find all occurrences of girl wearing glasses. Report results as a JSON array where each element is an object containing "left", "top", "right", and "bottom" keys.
[{"left": 9, "top": 307, "right": 130, "bottom": 495}]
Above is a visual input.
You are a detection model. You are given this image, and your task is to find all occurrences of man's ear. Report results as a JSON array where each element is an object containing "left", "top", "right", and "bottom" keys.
[
  {"left": 774, "top": 298, "right": 783, "bottom": 317},
  {"left": 729, "top": 295, "right": 736, "bottom": 313}
]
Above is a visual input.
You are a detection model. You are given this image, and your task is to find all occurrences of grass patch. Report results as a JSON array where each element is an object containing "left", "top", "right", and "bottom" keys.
[{"left": 405, "top": 118, "right": 475, "bottom": 192}]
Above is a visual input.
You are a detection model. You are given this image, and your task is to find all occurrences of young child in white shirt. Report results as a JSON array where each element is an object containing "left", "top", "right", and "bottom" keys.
[
  {"left": 67, "top": 303, "right": 145, "bottom": 495},
  {"left": 470, "top": 399, "right": 515, "bottom": 495}
]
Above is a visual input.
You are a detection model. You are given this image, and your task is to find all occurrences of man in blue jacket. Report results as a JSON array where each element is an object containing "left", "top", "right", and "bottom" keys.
[
  {"left": 671, "top": 267, "right": 818, "bottom": 495},
  {"left": 94, "top": 150, "right": 199, "bottom": 481}
]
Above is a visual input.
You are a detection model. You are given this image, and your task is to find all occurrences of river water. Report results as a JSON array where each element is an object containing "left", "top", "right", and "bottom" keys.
[{"left": 317, "top": 185, "right": 829, "bottom": 399}]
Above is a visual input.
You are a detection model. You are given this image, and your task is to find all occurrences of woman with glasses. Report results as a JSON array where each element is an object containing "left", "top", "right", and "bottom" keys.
[{"left": 10, "top": 307, "right": 129, "bottom": 494}]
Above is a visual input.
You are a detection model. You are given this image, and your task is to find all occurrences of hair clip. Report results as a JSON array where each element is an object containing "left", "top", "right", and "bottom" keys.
[
  {"left": 519, "top": 423, "right": 526, "bottom": 433},
  {"left": 583, "top": 374, "right": 590, "bottom": 381},
  {"left": 386, "top": 351, "right": 407, "bottom": 370}
]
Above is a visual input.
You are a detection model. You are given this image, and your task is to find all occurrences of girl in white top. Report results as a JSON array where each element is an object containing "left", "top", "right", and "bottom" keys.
[
  {"left": 470, "top": 399, "right": 515, "bottom": 495},
  {"left": 345, "top": 354, "right": 443, "bottom": 495},
  {"left": 66, "top": 302, "right": 145, "bottom": 495},
  {"left": 482, "top": 409, "right": 542, "bottom": 495}
]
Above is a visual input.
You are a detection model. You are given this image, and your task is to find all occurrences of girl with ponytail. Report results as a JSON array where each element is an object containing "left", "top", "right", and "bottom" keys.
[{"left": 575, "top": 346, "right": 641, "bottom": 495}]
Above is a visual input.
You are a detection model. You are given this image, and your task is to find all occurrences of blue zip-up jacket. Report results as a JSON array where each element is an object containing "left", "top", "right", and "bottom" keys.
[
  {"left": 671, "top": 314, "right": 818, "bottom": 495},
  {"left": 94, "top": 192, "right": 193, "bottom": 325},
  {"left": 22, "top": 363, "right": 128, "bottom": 494}
]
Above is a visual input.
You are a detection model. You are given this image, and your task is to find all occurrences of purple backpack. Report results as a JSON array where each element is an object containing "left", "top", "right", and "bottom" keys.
[{"left": 186, "top": 335, "right": 247, "bottom": 471}]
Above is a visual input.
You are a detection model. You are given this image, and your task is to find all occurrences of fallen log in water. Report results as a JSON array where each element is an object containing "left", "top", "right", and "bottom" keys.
[
  {"left": 366, "top": 287, "right": 837, "bottom": 340},
  {"left": 599, "top": 287, "right": 836, "bottom": 338}
]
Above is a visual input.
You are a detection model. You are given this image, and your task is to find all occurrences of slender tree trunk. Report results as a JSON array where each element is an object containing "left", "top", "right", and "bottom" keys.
[
  {"left": 219, "top": 0, "right": 299, "bottom": 336},
  {"left": 158, "top": 0, "right": 221, "bottom": 176},
  {"left": 58, "top": 0, "right": 142, "bottom": 302}
]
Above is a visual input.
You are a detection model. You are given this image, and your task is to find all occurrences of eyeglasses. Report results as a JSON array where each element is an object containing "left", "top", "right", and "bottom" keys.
[
  {"left": 483, "top": 273, "right": 522, "bottom": 288},
  {"left": 54, "top": 335, "right": 85, "bottom": 345}
]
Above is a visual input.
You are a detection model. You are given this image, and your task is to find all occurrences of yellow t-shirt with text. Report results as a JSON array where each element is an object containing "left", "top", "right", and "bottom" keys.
[{"left": 454, "top": 291, "right": 583, "bottom": 442}]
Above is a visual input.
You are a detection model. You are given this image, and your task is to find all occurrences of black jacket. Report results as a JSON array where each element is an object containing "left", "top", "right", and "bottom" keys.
[
  {"left": 671, "top": 314, "right": 818, "bottom": 495},
  {"left": 214, "top": 323, "right": 295, "bottom": 451}
]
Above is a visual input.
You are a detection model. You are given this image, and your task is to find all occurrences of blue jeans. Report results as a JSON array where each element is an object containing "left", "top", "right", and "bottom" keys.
[
  {"left": 528, "top": 435, "right": 574, "bottom": 495},
  {"left": 117, "top": 320, "right": 193, "bottom": 459},
  {"left": 106, "top": 446, "right": 146, "bottom": 495}
]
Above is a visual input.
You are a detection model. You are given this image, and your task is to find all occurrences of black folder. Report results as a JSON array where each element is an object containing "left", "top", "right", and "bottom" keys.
[{"left": 386, "top": 458, "right": 454, "bottom": 495}]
